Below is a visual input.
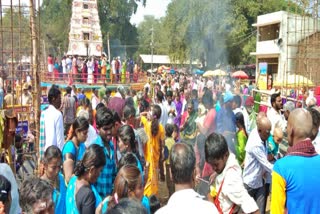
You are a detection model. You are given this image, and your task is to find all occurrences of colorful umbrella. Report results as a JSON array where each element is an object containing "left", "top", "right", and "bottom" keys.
[
  {"left": 203, "top": 69, "right": 227, "bottom": 77},
  {"left": 232, "top": 70, "right": 249, "bottom": 79}
]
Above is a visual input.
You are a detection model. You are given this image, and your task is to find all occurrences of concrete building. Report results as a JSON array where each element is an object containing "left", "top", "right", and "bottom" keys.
[
  {"left": 67, "top": 0, "right": 103, "bottom": 56},
  {"left": 251, "top": 11, "right": 320, "bottom": 89}
]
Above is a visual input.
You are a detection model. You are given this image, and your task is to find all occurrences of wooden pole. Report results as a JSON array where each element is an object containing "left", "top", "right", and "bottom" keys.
[
  {"left": 107, "top": 33, "right": 111, "bottom": 61},
  {"left": 29, "top": 0, "right": 40, "bottom": 171}
]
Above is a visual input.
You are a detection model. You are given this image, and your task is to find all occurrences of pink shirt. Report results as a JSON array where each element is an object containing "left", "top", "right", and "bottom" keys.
[
  {"left": 203, "top": 108, "right": 216, "bottom": 135},
  {"left": 47, "top": 56, "right": 53, "bottom": 65}
]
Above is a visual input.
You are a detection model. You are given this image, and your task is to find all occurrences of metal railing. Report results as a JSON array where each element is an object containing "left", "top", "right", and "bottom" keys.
[{"left": 40, "top": 70, "right": 148, "bottom": 86}]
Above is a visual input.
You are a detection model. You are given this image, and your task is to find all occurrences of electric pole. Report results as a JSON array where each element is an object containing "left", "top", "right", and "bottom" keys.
[{"left": 151, "top": 26, "right": 154, "bottom": 72}]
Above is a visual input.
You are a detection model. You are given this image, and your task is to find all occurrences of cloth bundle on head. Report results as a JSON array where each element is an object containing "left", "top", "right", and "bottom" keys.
[
  {"left": 223, "top": 91, "right": 234, "bottom": 103},
  {"left": 245, "top": 96, "right": 254, "bottom": 107}
]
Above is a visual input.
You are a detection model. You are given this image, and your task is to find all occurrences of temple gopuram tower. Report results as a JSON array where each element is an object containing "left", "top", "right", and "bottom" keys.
[{"left": 67, "top": 0, "right": 103, "bottom": 56}]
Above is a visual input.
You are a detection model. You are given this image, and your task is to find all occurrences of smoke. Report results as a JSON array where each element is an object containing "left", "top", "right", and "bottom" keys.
[{"left": 186, "top": 0, "right": 231, "bottom": 69}]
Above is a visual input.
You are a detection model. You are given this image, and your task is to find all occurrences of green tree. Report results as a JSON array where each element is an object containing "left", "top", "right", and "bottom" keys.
[
  {"left": 40, "top": 0, "right": 146, "bottom": 58},
  {"left": 40, "top": 0, "right": 72, "bottom": 56},
  {"left": 161, "top": 0, "right": 295, "bottom": 68},
  {"left": 136, "top": 15, "right": 169, "bottom": 58},
  {"left": 97, "top": 0, "right": 146, "bottom": 58}
]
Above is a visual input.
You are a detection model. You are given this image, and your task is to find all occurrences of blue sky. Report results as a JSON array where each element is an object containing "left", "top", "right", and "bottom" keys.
[
  {"left": 130, "top": 0, "right": 171, "bottom": 25},
  {"left": 7, "top": 0, "right": 171, "bottom": 25}
]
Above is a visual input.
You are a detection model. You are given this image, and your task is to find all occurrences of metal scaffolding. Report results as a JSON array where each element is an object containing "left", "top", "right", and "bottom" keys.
[
  {"left": 0, "top": 0, "right": 41, "bottom": 175},
  {"left": 286, "top": 0, "right": 320, "bottom": 89}
]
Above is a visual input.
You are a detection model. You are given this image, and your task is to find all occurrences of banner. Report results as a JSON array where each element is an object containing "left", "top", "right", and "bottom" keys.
[{"left": 16, "top": 121, "right": 28, "bottom": 139}]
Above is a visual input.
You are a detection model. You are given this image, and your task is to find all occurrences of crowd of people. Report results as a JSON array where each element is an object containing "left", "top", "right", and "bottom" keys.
[
  {"left": 47, "top": 54, "right": 140, "bottom": 84},
  {"left": 1, "top": 70, "right": 320, "bottom": 214}
]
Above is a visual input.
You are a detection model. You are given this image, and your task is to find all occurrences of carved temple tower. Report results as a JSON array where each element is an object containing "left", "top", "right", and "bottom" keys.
[{"left": 67, "top": 0, "right": 103, "bottom": 56}]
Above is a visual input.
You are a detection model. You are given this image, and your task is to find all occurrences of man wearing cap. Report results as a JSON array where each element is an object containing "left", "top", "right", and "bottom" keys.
[
  {"left": 20, "top": 83, "right": 32, "bottom": 106},
  {"left": 243, "top": 96, "right": 255, "bottom": 134},
  {"left": 4, "top": 86, "right": 14, "bottom": 108},
  {"left": 216, "top": 91, "right": 237, "bottom": 154}
]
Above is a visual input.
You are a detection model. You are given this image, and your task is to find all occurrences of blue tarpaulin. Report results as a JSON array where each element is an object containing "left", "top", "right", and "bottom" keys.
[{"left": 193, "top": 69, "right": 205, "bottom": 75}]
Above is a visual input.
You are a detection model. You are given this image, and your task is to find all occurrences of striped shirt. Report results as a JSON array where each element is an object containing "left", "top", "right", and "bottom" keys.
[
  {"left": 39, "top": 105, "right": 64, "bottom": 161},
  {"left": 93, "top": 136, "right": 117, "bottom": 198}
]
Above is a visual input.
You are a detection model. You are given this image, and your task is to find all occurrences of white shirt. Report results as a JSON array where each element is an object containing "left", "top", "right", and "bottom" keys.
[
  {"left": 85, "top": 125, "right": 98, "bottom": 148},
  {"left": 267, "top": 107, "right": 286, "bottom": 132},
  {"left": 173, "top": 82, "right": 180, "bottom": 90},
  {"left": 165, "top": 101, "right": 176, "bottom": 124},
  {"left": 158, "top": 101, "right": 168, "bottom": 127},
  {"left": 111, "top": 60, "right": 116, "bottom": 74},
  {"left": 43, "top": 105, "right": 64, "bottom": 151},
  {"left": 144, "top": 83, "right": 150, "bottom": 92},
  {"left": 66, "top": 57, "right": 72, "bottom": 71},
  {"left": 192, "top": 82, "right": 198, "bottom": 90},
  {"left": 91, "top": 94, "right": 99, "bottom": 110},
  {"left": 213, "top": 153, "right": 258, "bottom": 214},
  {"left": 233, "top": 107, "right": 242, "bottom": 115},
  {"left": 242, "top": 107, "right": 251, "bottom": 135},
  {"left": 242, "top": 128, "right": 273, "bottom": 189},
  {"left": 156, "top": 189, "right": 219, "bottom": 214},
  {"left": 207, "top": 79, "right": 213, "bottom": 89},
  {"left": 26, "top": 75, "right": 31, "bottom": 83},
  {"left": 61, "top": 59, "right": 66, "bottom": 73}
]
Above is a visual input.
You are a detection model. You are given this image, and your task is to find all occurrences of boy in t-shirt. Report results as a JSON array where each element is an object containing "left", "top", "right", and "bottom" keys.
[{"left": 164, "top": 124, "right": 175, "bottom": 196}]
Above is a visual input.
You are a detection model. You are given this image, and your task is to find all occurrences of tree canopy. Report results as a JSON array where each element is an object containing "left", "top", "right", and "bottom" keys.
[
  {"left": 161, "top": 0, "right": 290, "bottom": 68},
  {"left": 40, "top": 0, "right": 146, "bottom": 57},
  {"left": 38, "top": 0, "right": 306, "bottom": 67},
  {"left": 0, "top": 7, "right": 31, "bottom": 63}
]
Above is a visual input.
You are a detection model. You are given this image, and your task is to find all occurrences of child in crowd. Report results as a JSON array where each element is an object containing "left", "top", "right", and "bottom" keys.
[
  {"left": 164, "top": 124, "right": 175, "bottom": 196},
  {"left": 149, "top": 195, "right": 161, "bottom": 214},
  {"left": 173, "top": 124, "right": 179, "bottom": 143},
  {"left": 235, "top": 112, "right": 248, "bottom": 166}
]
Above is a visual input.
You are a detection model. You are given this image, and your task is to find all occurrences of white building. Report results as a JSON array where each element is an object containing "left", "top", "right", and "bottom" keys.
[
  {"left": 67, "top": 0, "right": 103, "bottom": 56},
  {"left": 251, "top": 11, "right": 320, "bottom": 89}
]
